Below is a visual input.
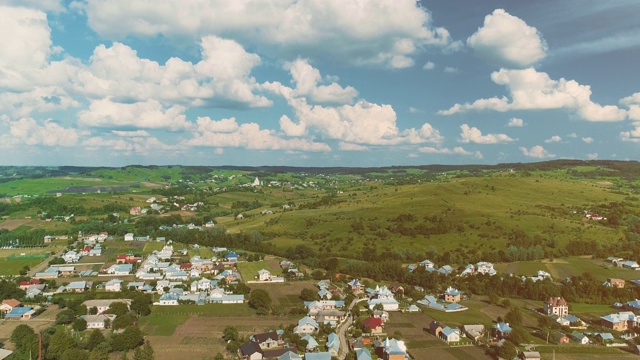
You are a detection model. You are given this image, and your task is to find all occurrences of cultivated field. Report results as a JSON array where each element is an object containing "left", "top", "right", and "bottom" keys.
[
  {"left": 494, "top": 257, "right": 640, "bottom": 282},
  {"left": 236, "top": 258, "right": 283, "bottom": 282},
  {"left": 0, "top": 305, "right": 60, "bottom": 346}
]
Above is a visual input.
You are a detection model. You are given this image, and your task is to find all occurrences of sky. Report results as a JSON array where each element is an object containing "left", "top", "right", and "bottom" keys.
[{"left": 1, "top": 0, "right": 640, "bottom": 167}]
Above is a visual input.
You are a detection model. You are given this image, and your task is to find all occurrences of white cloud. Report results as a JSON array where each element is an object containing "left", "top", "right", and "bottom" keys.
[
  {"left": 419, "top": 146, "right": 483, "bottom": 158},
  {"left": 586, "top": 153, "right": 598, "bottom": 160},
  {"left": 0, "top": 0, "right": 65, "bottom": 12},
  {"left": 620, "top": 122, "right": 640, "bottom": 142},
  {"left": 78, "top": 0, "right": 454, "bottom": 68},
  {"left": 338, "top": 142, "right": 369, "bottom": 151},
  {"left": 285, "top": 59, "right": 357, "bottom": 104},
  {"left": 545, "top": 135, "right": 562, "bottom": 143},
  {"left": 467, "top": 9, "right": 547, "bottom": 68},
  {"left": 507, "top": 117, "right": 524, "bottom": 127},
  {"left": 78, "top": 99, "right": 192, "bottom": 131},
  {"left": 567, "top": 133, "right": 577, "bottom": 138},
  {"left": 186, "top": 116, "right": 330, "bottom": 152},
  {"left": 444, "top": 67, "right": 458, "bottom": 73},
  {"left": 439, "top": 68, "right": 627, "bottom": 122},
  {"left": 214, "top": 148, "right": 224, "bottom": 155},
  {"left": 2, "top": 117, "right": 79, "bottom": 147},
  {"left": 407, "top": 153, "right": 418, "bottom": 158},
  {"left": 582, "top": 137, "right": 594, "bottom": 144},
  {"left": 459, "top": 124, "right": 514, "bottom": 144},
  {"left": 83, "top": 135, "right": 176, "bottom": 155},
  {"left": 112, "top": 130, "right": 151, "bottom": 137},
  {"left": 519, "top": 145, "right": 555, "bottom": 158},
  {"left": 423, "top": 61, "right": 435, "bottom": 70},
  {"left": 409, "top": 107, "right": 424, "bottom": 114}
]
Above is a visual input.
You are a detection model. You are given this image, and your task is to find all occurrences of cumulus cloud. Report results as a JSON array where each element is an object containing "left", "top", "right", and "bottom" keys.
[
  {"left": 519, "top": 145, "right": 555, "bottom": 158},
  {"left": 0, "top": 0, "right": 65, "bottom": 12},
  {"left": 459, "top": 124, "right": 514, "bottom": 144},
  {"left": 620, "top": 122, "right": 640, "bottom": 143},
  {"left": 285, "top": 59, "right": 357, "bottom": 104},
  {"left": 186, "top": 116, "right": 330, "bottom": 152},
  {"left": 587, "top": 153, "right": 598, "bottom": 160},
  {"left": 83, "top": 135, "right": 176, "bottom": 155},
  {"left": 621, "top": 92, "right": 640, "bottom": 121},
  {"left": 112, "top": 130, "right": 151, "bottom": 137},
  {"left": 545, "top": 135, "right": 562, "bottom": 143},
  {"left": 507, "top": 117, "right": 524, "bottom": 127},
  {"left": 423, "top": 61, "right": 435, "bottom": 70},
  {"left": 3, "top": 117, "right": 79, "bottom": 147},
  {"left": 444, "top": 67, "right": 459, "bottom": 73},
  {"left": 419, "top": 146, "right": 483, "bottom": 159},
  {"left": 439, "top": 68, "right": 627, "bottom": 122},
  {"left": 78, "top": 0, "right": 454, "bottom": 68},
  {"left": 78, "top": 99, "right": 192, "bottom": 131},
  {"left": 582, "top": 137, "right": 594, "bottom": 144},
  {"left": 467, "top": 9, "right": 547, "bottom": 68},
  {"left": 338, "top": 142, "right": 369, "bottom": 151}
]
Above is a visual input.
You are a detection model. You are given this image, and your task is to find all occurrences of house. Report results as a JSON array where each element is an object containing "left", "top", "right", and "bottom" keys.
[
  {"left": 318, "top": 288, "right": 332, "bottom": 300},
  {"left": 438, "top": 265, "right": 453, "bottom": 275},
  {"left": 294, "top": 316, "right": 319, "bottom": 335},
  {"left": 429, "top": 321, "right": 443, "bottom": 336},
  {"left": 124, "top": 233, "right": 134, "bottom": 241},
  {"left": 239, "top": 340, "right": 263, "bottom": 360},
  {"left": 463, "top": 324, "right": 484, "bottom": 342},
  {"left": 0, "top": 299, "right": 22, "bottom": 314},
  {"left": 520, "top": 352, "right": 541, "bottom": 360},
  {"left": 104, "top": 279, "right": 123, "bottom": 292},
  {"left": 327, "top": 332, "right": 340, "bottom": 357},
  {"left": 57, "top": 266, "right": 76, "bottom": 276},
  {"left": 555, "top": 332, "right": 570, "bottom": 344},
  {"left": 258, "top": 269, "right": 271, "bottom": 281},
  {"left": 83, "top": 314, "right": 116, "bottom": 329},
  {"left": 570, "top": 331, "right": 589, "bottom": 345},
  {"left": 600, "top": 311, "right": 640, "bottom": 331},
  {"left": 62, "top": 250, "right": 80, "bottom": 263},
  {"left": 623, "top": 261, "right": 640, "bottom": 270},
  {"left": 158, "top": 293, "right": 179, "bottom": 306},
  {"left": 302, "top": 334, "right": 319, "bottom": 351},
  {"left": 0, "top": 349, "right": 13, "bottom": 359},
  {"left": 225, "top": 253, "right": 239, "bottom": 263},
  {"left": 19, "top": 279, "right": 40, "bottom": 290},
  {"left": 460, "top": 264, "right": 475, "bottom": 276},
  {"left": 444, "top": 286, "right": 461, "bottom": 303},
  {"left": 476, "top": 262, "right": 497, "bottom": 276},
  {"left": 604, "top": 278, "right": 625, "bottom": 288},
  {"left": 280, "top": 260, "right": 294, "bottom": 268},
  {"left": 594, "top": 332, "right": 614, "bottom": 343},
  {"left": 493, "top": 322, "right": 512, "bottom": 339},
  {"left": 66, "top": 281, "right": 88, "bottom": 292},
  {"left": 378, "top": 338, "right": 409, "bottom": 360},
  {"left": 356, "top": 348, "right": 372, "bottom": 360},
  {"left": 544, "top": 297, "right": 569, "bottom": 318},
  {"left": 368, "top": 285, "right": 399, "bottom": 311},
  {"left": 362, "top": 317, "right": 384, "bottom": 334},
  {"left": 348, "top": 279, "right": 364, "bottom": 294},
  {"left": 389, "top": 282, "right": 404, "bottom": 295},
  {"left": 439, "top": 326, "right": 461, "bottom": 343},
  {"left": 5, "top": 307, "right": 34, "bottom": 320},
  {"left": 251, "top": 332, "right": 279, "bottom": 349},
  {"left": 278, "top": 352, "right": 302, "bottom": 360},
  {"left": 304, "top": 353, "right": 331, "bottom": 360},
  {"left": 107, "top": 264, "right": 133, "bottom": 275},
  {"left": 82, "top": 299, "right": 131, "bottom": 314}
]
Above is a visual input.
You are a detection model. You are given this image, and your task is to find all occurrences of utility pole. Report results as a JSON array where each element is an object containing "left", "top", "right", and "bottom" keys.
[{"left": 38, "top": 331, "right": 42, "bottom": 360}]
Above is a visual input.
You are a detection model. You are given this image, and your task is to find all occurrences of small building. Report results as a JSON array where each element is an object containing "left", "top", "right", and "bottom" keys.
[
  {"left": 520, "top": 351, "right": 541, "bottom": 360},
  {"left": 544, "top": 297, "right": 569, "bottom": 318},
  {"left": 439, "top": 326, "right": 460, "bottom": 343},
  {"left": 444, "top": 286, "right": 461, "bottom": 303},
  {"left": 604, "top": 278, "right": 625, "bottom": 288},
  {"left": 362, "top": 317, "right": 384, "bottom": 334},
  {"left": 104, "top": 279, "right": 123, "bottom": 292},
  {"left": 124, "top": 233, "right": 134, "bottom": 241},
  {"left": 570, "top": 331, "right": 589, "bottom": 345},
  {"left": 84, "top": 314, "right": 116, "bottom": 329},
  {"left": 258, "top": 269, "right": 271, "bottom": 281},
  {"left": 0, "top": 299, "right": 22, "bottom": 314},
  {"left": 5, "top": 306, "right": 34, "bottom": 320},
  {"left": 555, "top": 332, "right": 570, "bottom": 344}
]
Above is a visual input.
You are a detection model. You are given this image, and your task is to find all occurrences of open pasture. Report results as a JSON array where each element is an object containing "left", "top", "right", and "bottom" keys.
[
  {"left": 236, "top": 258, "right": 283, "bottom": 281},
  {"left": 495, "top": 257, "right": 640, "bottom": 282}
]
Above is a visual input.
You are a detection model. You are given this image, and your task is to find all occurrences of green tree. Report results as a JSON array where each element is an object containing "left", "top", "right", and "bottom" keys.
[
  {"left": 508, "top": 326, "right": 530, "bottom": 345},
  {"left": 10, "top": 324, "right": 35, "bottom": 349},
  {"left": 130, "top": 294, "right": 152, "bottom": 316},
  {"left": 299, "top": 288, "right": 317, "bottom": 301},
  {"left": 222, "top": 326, "right": 239, "bottom": 342},
  {"left": 107, "top": 302, "right": 130, "bottom": 317},
  {"left": 61, "top": 348, "right": 89, "bottom": 360},
  {"left": 86, "top": 329, "right": 106, "bottom": 351},
  {"left": 112, "top": 313, "right": 136, "bottom": 330},
  {"left": 46, "top": 328, "right": 77, "bottom": 360},
  {"left": 248, "top": 289, "right": 272, "bottom": 314},
  {"left": 497, "top": 341, "right": 517, "bottom": 359},
  {"left": 505, "top": 307, "right": 523, "bottom": 327},
  {"left": 111, "top": 326, "right": 144, "bottom": 352},
  {"left": 214, "top": 353, "right": 224, "bottom": 360},
  {"left": 141, "top": 341, "right": 154, "bottom": 360},
  {"left": 73, "top": 318, "right": 88, "bottom": 332},
  {"left": 88, "top": 348, "right": 109, "bottom": 360},
  {"left": 56, "top": 309, "right": 76, "bottom": 325}
]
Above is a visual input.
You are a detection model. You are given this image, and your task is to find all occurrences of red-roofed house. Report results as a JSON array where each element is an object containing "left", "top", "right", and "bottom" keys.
[
  {"left": 362, "top": 317, "right": 384, "bottom": 334},
  {"left": 19, "top": 279, "right": 40, "bottom": 290},
  {"left": 180, "top": 263, "right": 192, "bottom": 270},
  {"left": 0, "top": 299, "right": 22, "bottom": 313},
  {"left": 80, "top": 247, "right": 92, "bottom": 256}
]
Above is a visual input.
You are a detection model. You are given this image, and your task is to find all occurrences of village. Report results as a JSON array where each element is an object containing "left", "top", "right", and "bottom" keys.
[{"left": 4, "top": 227, "right": 640, "bottom": 360}]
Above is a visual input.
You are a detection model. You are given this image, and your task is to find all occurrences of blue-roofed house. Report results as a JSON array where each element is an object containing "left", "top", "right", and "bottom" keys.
[
  {"left": 493, "top": 322, "right": 512, "bottom": 339},
  {"left": 571, "top": 331, "right": 589, "bottom": 344},
  {"left": 407, "top": 264, "right": 417, "bottom": 272},
  {"left": 626, "top": 299, "right": 640, "bottom": 311},
  {"left": 304, "top": 352, "right": 331, "bottom": 360},
  {"left": 5, "top": 306, "right": 34, "bottom": 320},
  {"left": 326, "top": 332, "right": 340, "bottom": 356},
  {"left": 438, "top": 265, "right": 453, "bottom": 275},
  {"left": 225, "top": 253, "right": 239, "bottom": 263},
  {"left": 348, "top": 279, "right": 364, "bottom": 294},
  {"left": 380, "top": 338, "right": 409, "bottom": 359},
  {"left": 158, "top": 293, "right": 179, "bottom": 305},
  {"left": 420, "top": 259, "right": 435, "bottom": 268},
  {"left": 104, "top": 279, "right": 123, "bottom": 292},
  {"left": 439, "top": 326, "right": 461, "bottom": 343},
  {"left": 278, "top": 351, "right": 302, "bottom": 360},
  {"left": 67, "top": 281, "right": 88, "bottom": 292},
  {"left": 356, "top": 348, "right": 372, "bottom": 360},
  {"left": 444, "top": 286, "right": 461, "bottom": 303},
  {"left": 294, "top": 316, "right": 319, "bottom": 335},
  {"left": 623, "top": 261, "right": 640, "bottom": 270},
  {"left": 301, "top": 334, "right": 318, "bottom": 351},
  {"left": 318, "top": 288, "right": 332, "bottom": 300},
  {"left": 595, "top": 332, "right": 614, "bottom": 343}
]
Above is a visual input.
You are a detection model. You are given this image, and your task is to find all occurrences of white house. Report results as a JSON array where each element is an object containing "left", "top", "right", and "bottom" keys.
[
  {"left": 258, "top": 269, "right": 272, "bottom": 281},
  {"left": 439, "top": 327, "right": 461, "bottom": 343},
  {"left": 84, "top": 314, "right": 116, "bottom": 329},
  {"left": 124, "top": 233, "right": 134, "bottom": 241},
  {"left": 158, "top": 293, "right": 179, "bottom": 305},
  {"left": 82, "top": 299, "right": 131, "bottom": 314},
  {"left": 104, "top": 279, "right": 123, "bottom": 292}
]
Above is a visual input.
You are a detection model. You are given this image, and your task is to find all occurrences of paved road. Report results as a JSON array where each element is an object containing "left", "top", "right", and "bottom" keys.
[
  {"left": 29, "top": 239, "right": 79, "bottom": 276},
  {"left": 337, "top": 298, "right": 368, "bottom": 360}
]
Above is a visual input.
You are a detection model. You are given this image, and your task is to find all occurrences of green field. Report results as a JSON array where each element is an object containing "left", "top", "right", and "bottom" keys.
[
  {"left": 495, "top": 257, "right": 640, "bottom": 282},
  {"left": 236, "top": 260, "right": 283, "bottom": 281},
  {"left": 0, "top": 258, "right": 45, "bottom": 275}
]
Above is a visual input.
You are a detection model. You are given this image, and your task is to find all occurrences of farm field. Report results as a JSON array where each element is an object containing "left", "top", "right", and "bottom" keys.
[
  {"left": 494, "top": 257, "right": 640, "bottom": 282},
  {"left": 0, "top": 305, "right": 61, "bottom": 345},
  {"left": 144, "top": 314, "right": 297, "bottom": 360},
  {"left": 236, "top": 258, "right": 283, "bottom": 281},
  {"left": 249, "top": 280, "right": 318, "bottom": 310}
]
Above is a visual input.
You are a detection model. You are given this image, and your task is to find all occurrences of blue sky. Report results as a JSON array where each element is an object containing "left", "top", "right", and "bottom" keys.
[{"left": 1, "top": 0, "right": 639, "bottom": 167}]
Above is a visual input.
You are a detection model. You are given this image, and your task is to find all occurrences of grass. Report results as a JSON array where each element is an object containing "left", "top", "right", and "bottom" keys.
[
  {"left": 236, "top": 260, "right": 283, "bottom": 281},
  {"left": 0, "top": 258, "right": 45, "bottom": 275},
  {"left": 139, "top": 313, "right": 190, "bottom": 336}
]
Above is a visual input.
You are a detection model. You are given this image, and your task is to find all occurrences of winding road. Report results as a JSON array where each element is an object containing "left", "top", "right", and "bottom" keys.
[{"left": 337, "top": 297, "right": 368, "bottom": 360}]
